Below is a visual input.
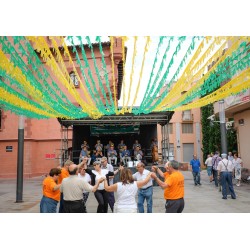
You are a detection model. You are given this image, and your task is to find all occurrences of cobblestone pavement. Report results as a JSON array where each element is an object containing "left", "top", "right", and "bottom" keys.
[{"left": 0, "top": 169, "right": 250, "bottom": 213}]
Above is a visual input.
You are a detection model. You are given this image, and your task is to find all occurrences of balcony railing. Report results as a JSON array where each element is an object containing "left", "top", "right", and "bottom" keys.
[{"left": 182, "top": 112, "right": 194, "bottom": 121}]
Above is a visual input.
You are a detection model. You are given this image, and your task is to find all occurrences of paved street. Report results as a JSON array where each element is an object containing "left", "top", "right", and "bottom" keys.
[{"left": 1, "top": 168, "right": 249, "bottom": 213}]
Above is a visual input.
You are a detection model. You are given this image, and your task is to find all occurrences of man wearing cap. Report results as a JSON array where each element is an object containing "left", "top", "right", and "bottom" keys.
[
  {"left": 217, "top": 153, "right": 236, "bottom": 200},
  {"left": 151, "top": 160, "right": 185, "bottom": 213}
]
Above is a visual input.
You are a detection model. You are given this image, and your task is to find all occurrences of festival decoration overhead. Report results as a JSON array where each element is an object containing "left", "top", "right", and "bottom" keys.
[{"left": 0, "top": 36, "right": 249, "bottom": 119}]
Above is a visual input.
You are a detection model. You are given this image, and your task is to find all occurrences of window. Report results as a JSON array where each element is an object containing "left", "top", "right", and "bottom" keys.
[
  {"left": 182, "top": 110, "right": 193, "bottom": 121},
  {"left": 182, "top": 123, "right": 193, "bottom": 134},
  {"left": 69, "top": 71, "right": 79, "bottom": 87},
  {"left": 167, "top": 123, "right": 173, "bottom": 134}
]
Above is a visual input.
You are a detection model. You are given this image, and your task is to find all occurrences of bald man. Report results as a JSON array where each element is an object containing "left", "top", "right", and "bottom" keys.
[{"left": 60, "top": 164, "right": 102, "bottom": 213}]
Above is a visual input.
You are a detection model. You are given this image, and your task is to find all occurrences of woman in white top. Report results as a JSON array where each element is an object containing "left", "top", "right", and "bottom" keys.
[
  {"left": 232, "top": 153, "right": 243, "bottom": 186},
  {"left": 78, "top": 166, "right": 91, "bottom": 206},
  {"left": 103, "top": 168, "right": 152, "bottom": 213},
  {"left": 85, "top": 161, "right": 114, "bottom": 213}
]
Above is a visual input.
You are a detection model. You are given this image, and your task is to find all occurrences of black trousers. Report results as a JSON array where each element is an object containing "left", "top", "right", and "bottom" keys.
[
  {"left": 63, "top": 199, "right": 86, "bottom": 213},
  {"left": 94, "top": 189, "right": 109, "bottom": 213},
  {"left": 165, "top": 198, "right": 185, "bottom": 213}
]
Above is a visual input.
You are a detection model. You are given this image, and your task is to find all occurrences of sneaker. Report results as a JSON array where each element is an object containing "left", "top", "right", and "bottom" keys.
[
  {"left": 222, "top": 197, "right": 227, "bottom": 200},
  {"left": 194, "top": 183, "right": 197, "bottom": 186},
  {"left": 236, "top": 183, "right": 240, "bottom": 187},
  {"left": 198, "top": 183, "right": 202, "bottom": 185}
]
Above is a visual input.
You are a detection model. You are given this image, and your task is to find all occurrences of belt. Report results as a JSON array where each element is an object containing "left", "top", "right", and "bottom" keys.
[
  {"left": 64, "top": 199, "right": 83, "bottom": 203},
  {"left": 140, "top": 185, "right": 153, "bottom": 190},
  {"left": 166, "top": 198, "right": 184, "bottom": 201}
]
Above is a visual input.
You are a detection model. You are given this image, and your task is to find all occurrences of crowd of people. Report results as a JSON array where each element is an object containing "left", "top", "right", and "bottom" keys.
[
  {"left": 40, "top": 157, "right": 184, "bottom": 213},
  {"left": 41, "top": 142, "right": 243, "bottom": 213},
  {"left": 191, "top": 151, "right": 243, "bottom": 200},
  {"left": 78, "top": 138, "right": 159, "bottom": 167}
]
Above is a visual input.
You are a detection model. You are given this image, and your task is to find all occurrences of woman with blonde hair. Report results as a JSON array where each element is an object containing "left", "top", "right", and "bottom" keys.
[{"left": 103, "top": 168, "right": 152, "bottom": 213}]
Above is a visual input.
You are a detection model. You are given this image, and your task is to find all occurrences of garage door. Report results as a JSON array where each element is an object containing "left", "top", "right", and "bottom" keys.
[{"left": 183, "top": 143, "right": 194, "bottom": 162}]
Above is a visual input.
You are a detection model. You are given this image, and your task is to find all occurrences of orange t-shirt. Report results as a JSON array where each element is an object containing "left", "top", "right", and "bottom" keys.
[
  {"left": 57, "top": 168, "right": 69, "bottom": 185},
  {"left": 163, "top": 171, "right": 184, "bottom": 200},
  {"left": 43, "top": 177, "right": 60, "bottom": 201}
]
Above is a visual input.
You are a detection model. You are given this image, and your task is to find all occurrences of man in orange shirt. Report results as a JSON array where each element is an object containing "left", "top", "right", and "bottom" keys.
[
  {"left": 58, "top": 159, "right": 73, "bottom": 213},
  {"left": 40, "top": 168, "right": 62, "bottom": 213},
  {"left": 151, "top": 160, "right": 185, "bottom": 213}
]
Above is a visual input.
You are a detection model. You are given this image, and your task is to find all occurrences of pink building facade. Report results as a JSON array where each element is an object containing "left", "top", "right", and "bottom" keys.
[{"left": 0, "top": 37, "right": 123, "bottom": 178}]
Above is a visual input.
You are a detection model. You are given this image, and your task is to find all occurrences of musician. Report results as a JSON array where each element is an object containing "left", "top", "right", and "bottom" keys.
[
  {"left": 79, "top": 145, "right": 91, "bottom": 166},
  {"left": 107, "top": 145, "right": 118, "bottom": 166},
  {"left": 133, "top": 140, "right": 141, "bottom": 156},
  {"left": 134, "top": 146, "right": 143, "bottom": 161},
  {"left": 95, "top": 139, "right": 103, "bottom": 152},
  {"left": 81, "top": 140, "right": 90, "bottom": 150},
  {"left": 150, "top": 138, "right": 158, "bottom": 165},
  {"left": 121, "top": 145, "right": 131, "bottom": 165},
  {"left": 118, "top": 139, "right": 126, "bottom": 160}
]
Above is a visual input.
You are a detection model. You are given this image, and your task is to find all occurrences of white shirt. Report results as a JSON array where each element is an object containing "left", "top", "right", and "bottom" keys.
[
  {"left": 132, "top": 169, "right": 153, "bottom": 189},
  {"left": 205, "top": 156, "right": 213, "bottom": 167},
  {"left": 217, "top": 159, "right": 234, "bottom": 172},
  {"left": 92, "top": 169, "right": 109, "bottom": 190},
  {"left": 78, "top": 173, "right": 91, "bottom": 193},
  {"left": 115, "top": 182, "right": 138, "bottom": 209},
  {"left": 232, "top": 158, "right": 242, "bottom": 169},
  {"left": 101, "top": 163, "right": 114, "bottom": 185}
]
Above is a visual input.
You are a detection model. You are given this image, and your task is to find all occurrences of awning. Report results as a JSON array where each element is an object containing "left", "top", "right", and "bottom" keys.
[{"left": 58, "top": 111, "right": 174, "bottom": 127}]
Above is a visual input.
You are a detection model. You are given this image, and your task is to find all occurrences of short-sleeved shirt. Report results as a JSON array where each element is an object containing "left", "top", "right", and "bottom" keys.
[
  {"left": 190, "top": 159, "right": 201, "bottom": 173},
  {"left": 78, "top": 173, "right": 91, "bottom": 193},
  {"left": 42, "top": 176, "right": 60, "bottom": 201},
  {"left": 60, "top": 175, "right": 93, "bottom": 201},
  {"left": 163, "top": 171, "right": 184, "bottom": 200},
  {"left": 133, "top": 169, "right": 153, "bottom": 189},
  {"left": 58, "top": 168, "right": 69, "bottom": 185},
  {"left": 205, "top": 157, "right": 213, "bottom": 167},
  {"left": 232, "top": 158, "right": 242, "bottom": 169},
  {"left": 217, "top": 159, "right": 234, "bottom": 172},
  {"left": 102, "top": 163, "right": 114, "bottom": 185}
]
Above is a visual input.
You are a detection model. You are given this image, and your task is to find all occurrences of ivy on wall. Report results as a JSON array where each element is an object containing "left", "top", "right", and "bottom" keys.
[{"left": 201, "top": 103, "right": 237, "bottom": 163}]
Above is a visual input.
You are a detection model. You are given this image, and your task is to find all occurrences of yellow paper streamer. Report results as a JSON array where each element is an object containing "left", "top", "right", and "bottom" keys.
[
  {"left": 174, "top": 67, "right": 250, "bottom": 111},
  {"left": 110, "top": 36, "right": 118, "bottom": 112},
  {"left": 155, "top": 36, "right": 228, "bottom": 111},
  {"left": 26, "top": 36, "right": 102, "bottom": 119},
  {"left": 125, "top": 36, "right": 138, "bottom": 109},
  {"left": 167, "top": 36, "right": 250, "bottom": 110},
  {"left": 129, "top": 36, "right": 151, "bottom": 112},
  {"left": 0, "top": 87, "right": 55, "bottom": 118}
]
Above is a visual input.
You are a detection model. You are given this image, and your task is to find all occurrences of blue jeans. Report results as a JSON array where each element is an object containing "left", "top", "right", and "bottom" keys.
[
  {"left": 192, "top": 172, "right": 201, "bottom": 185},
  {"left": 40, "top": 196, "right": 58, "bottom": 213},
  {"left": 221, "top": 172, "right": 236, "bottom": 199},
  {"left": 138, "top": 186, "right": 153, "bottom": 213}
]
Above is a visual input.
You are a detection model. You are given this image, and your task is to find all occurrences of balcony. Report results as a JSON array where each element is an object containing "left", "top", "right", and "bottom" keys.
[{"left": 182, "top": 110, "right": 194, "bottom": 122}]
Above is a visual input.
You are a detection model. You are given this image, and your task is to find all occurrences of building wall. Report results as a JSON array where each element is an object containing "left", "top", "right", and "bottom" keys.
[
  {"left": 0, "top": 37, "right": 122, "bottom": 179},
  {"left": 168, "top": 108, "right": 203, "bottom": 165},
  {"left": 234, "top": 109, "right": 250, "bottom": 168}
]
